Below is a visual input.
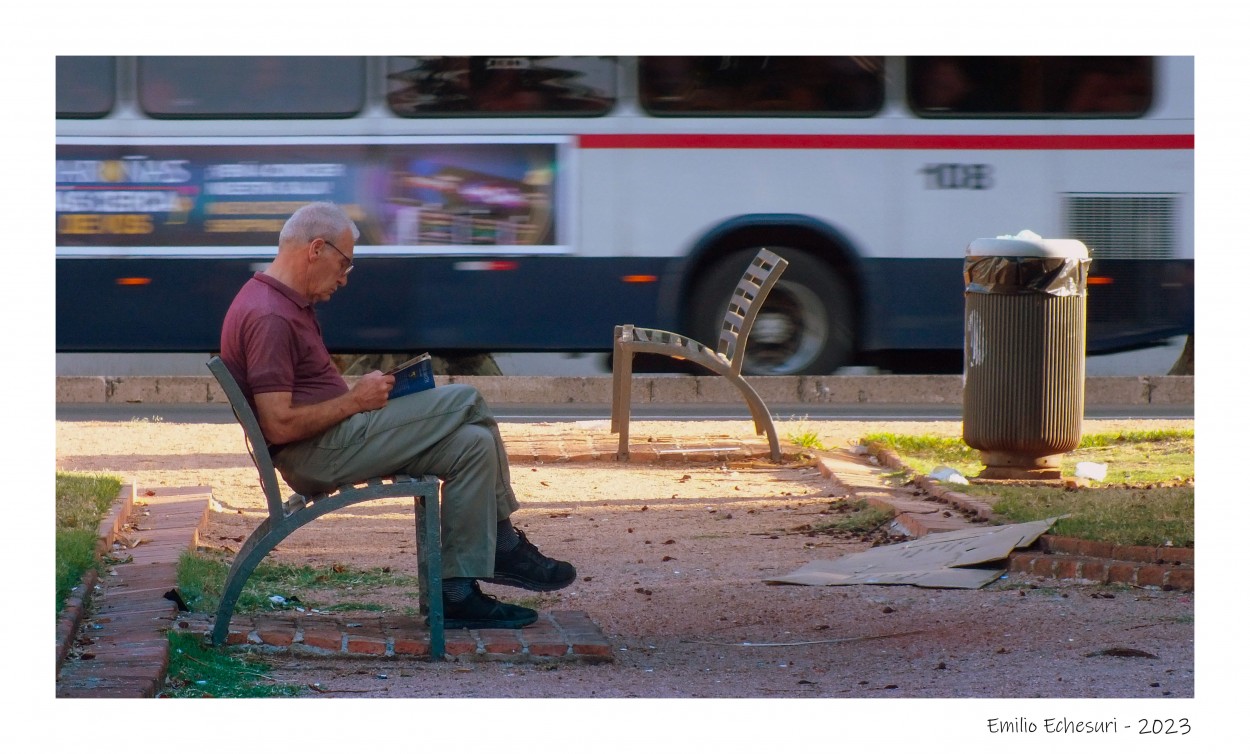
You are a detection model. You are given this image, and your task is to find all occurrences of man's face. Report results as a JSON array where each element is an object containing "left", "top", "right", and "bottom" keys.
[{"left": 307, "top": 232, "right": 355, "bottom": 303}]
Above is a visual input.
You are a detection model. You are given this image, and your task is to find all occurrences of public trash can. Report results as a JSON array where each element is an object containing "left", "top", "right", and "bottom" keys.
[{"left": 962, "top": 233, "right": 1090, "bottom": 479}]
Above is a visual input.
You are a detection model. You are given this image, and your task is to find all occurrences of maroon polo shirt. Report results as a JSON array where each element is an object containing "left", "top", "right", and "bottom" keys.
[{"left": 220, "top": 273, "right": 348, "bottom": 431}]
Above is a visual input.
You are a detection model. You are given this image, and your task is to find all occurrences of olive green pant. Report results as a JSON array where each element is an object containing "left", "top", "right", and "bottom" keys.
[{"left": 273, "top": 384, "right": 519, "bottom": 579}]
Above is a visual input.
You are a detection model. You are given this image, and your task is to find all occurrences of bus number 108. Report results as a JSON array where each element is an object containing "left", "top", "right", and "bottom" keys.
[{"left": 921, "top": 163, "right": 994, "bottom": 190}]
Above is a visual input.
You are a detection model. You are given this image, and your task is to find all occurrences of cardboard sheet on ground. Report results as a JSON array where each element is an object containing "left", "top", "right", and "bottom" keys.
[{"left": 768, "top": 518, "right": 1059, "bottom": 589}]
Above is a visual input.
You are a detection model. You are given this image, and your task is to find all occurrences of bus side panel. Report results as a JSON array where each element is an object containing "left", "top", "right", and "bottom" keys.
[
  {"left": 1085, "top": 258, "right": 1194, "bottom": 351},
  {"left": 594, "top": 148, "right": 897, "bottom": 263},
  {"left": 56, "top": 257, "right": 669, "bottom": 353},
  {"left": 857, "top": 258, "right": 966, "bottom": 351},
  {"left": 854, "top": 257, "right": 1194, "bottom": 355},
  {"left": 899, "top": 151, "right": 1059, "bottom": 262},
  {"left": 56, "top": 259, "right": 253, "bottom": 352},
  {"left": 321, "top": 256, "right": 669, "bottom": 351}
]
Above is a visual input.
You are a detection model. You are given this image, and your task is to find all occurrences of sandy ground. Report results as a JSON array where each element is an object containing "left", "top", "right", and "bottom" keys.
[{"left": 53, "top": 416, "right": 1199, "bottom": 711}]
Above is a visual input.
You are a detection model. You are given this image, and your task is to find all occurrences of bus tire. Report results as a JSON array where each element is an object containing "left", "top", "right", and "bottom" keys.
[{"left": 687, "top": 246, "right": 855, "bottom": 376}]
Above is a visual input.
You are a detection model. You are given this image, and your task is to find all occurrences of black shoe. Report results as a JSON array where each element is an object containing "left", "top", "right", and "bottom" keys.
[
  {"left": 441, "top": 581, "right": 538, "bottom": 629},
  {"left": 484, "top": 527, "right": 577, "bottom": 592}
]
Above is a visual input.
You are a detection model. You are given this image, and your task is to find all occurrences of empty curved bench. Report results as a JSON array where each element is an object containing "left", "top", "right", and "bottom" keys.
[
  {"left": 611, "top": 248, "right": 789, "bottom": 462},
  {"left": 205, "top": 356, "right": 445, "bottom": 658}
]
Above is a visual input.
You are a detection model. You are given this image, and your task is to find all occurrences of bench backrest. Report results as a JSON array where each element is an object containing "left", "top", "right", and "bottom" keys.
[
  {"left": 717, "top": 249, "right": 789, "bottom": 374},
  {"left": 207, "top": 356, "right": 288, "bottom": 518}
]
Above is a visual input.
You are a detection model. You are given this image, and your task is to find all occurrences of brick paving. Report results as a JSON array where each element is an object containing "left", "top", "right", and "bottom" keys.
[
  {"left": 56, "top": 486, "right": 210, "bottom": 698},
  {"left": 173, "top": 610, "right": 614, "bottom": 663},
  {"left": 55, "top": 424, "right": 1193, "bottom": 697}
]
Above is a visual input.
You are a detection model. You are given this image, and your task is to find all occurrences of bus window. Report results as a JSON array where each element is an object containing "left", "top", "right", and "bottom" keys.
[
  {"left": 138, "top": 56, "right": 366, "bottom": 118},
  {"left": 56, "top": 56, "right": 115, "bottom": 118},
  {"left": 387, "top": 56, "right": 616, "bottom": 117},
  {"left": 638, "top": 56, "right": 884, "bottom": 116},
  {"left": 907, "top": 56, "right": 1153, "bottom": 117}
]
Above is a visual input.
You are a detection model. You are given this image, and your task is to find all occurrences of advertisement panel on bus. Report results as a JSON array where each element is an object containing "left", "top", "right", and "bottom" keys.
[{"left": 56, "top": 138, "right": 570, "bottom": 255}]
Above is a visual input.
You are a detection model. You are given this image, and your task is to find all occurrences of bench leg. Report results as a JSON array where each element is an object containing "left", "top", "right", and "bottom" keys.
[
  {"left": 211, "top": 518, "right": 280, "bottom": 646},
  {"left": 610, "top": 325, "right": 625, "bottom": 434},
  {"left": 612, "top": 336, "right": 635, "bottom": 461},
  {"left": 416, "top": 493, "right": 445, "bottom": 660},
  {"left": 728, "top": 374, "right": 783, "bottom": 463}
]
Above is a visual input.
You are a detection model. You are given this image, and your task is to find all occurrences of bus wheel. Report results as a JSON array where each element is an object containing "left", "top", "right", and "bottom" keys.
[{"left": 688, "top": 247, "right": 854, "bottom": 376}]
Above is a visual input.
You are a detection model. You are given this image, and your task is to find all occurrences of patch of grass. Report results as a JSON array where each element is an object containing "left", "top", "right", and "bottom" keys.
[
  {"left": 783, "top": 417, "right": 829, "bottom": 451},
  {"left": 864, "top": 433, "right": 981, "bottom": 462},
  {"left": 786, "top": 429, "right": 827, "bottom": 451},
  {"left": 56, "top": 530, "right": 100, "bottom": 613},
  {"left": 812, "top": 498, "right": 896, "bottom": 535},
  {"left": 160, "top": 631, "right": 302, "bottom": 698},
  {"left": 1070, "top": 431, "right": 1194, "bottom": 485},
  {"left": 178, "top": 551, "right": 420, "bottom": 615},
  {"left": 863, "top": 429, "right": 1194, "bottom": 485},
  {"left": 56, "top": 472, "right": 122, "bottom": 529},
  {"left": 1077, "top": 429, "right": 1193, "bottom": 447},
  {"left": 989, "top": 485, "right": 1193, "bottom": 548},
  {"left": 55, "top": 472, "right": 122, "bottom": 614},
  {"left": 862, "top": 430, "right": 1194, "bottom": 548}
]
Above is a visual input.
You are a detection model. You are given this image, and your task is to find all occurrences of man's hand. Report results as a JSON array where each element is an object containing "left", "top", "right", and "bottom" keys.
[
  {"left": 255, "top": 371, "right": 394, "bottom": 446},
  {"left": 350, "top": 370, "right": 394, "bottom": 412}
]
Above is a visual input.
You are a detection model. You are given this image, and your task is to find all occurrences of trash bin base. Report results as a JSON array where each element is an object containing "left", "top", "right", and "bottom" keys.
[{"left": 977, "top": 451, "right": 1063, "bottom": 480}]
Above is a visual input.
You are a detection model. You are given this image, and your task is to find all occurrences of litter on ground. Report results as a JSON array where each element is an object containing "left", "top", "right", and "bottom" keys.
[{"left": 767, "top": 518, "right": 1061, "bottom": 589}]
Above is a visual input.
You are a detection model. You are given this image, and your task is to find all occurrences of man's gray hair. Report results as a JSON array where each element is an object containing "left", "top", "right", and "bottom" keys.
[{"left": 279, "top": 202, "right": 361, "bottom": 247}]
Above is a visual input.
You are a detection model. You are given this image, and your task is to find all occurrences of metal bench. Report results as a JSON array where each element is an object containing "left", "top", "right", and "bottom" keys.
[
  {"left": 611, "top": 248, "right": 789, "bottom": 462},
  {"left": 205, "top": 356, "right": 445, "bottom": 658}
]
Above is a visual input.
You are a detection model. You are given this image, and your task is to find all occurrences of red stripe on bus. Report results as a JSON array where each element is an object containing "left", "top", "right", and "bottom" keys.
[{"left": 577, "top": 134, "right": 1193, "bottom": 150}]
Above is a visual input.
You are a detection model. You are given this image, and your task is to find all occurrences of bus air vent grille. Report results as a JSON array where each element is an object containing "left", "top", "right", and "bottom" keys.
[{"left": 1063, "top": 193, "right": 1177, "bottom": 260}]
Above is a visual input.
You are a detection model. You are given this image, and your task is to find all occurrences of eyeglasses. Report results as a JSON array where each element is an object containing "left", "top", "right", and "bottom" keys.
[{"left": 320, "top": 238, "right": 354, "bottom": 275}]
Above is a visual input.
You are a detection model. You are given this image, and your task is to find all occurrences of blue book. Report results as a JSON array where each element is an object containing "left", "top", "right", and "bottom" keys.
[{"left": 387, "top": 353, "right": 435, "bottom": 399}]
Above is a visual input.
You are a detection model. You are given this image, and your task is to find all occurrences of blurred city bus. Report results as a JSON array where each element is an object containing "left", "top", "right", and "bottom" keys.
[{"left": 56, "top": 56, "right": 1193, "bottom": 375}]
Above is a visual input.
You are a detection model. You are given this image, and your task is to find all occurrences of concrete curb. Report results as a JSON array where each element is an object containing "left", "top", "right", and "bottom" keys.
[{"left": 55, "top": 374, "right": 1194, "bottom": 406}]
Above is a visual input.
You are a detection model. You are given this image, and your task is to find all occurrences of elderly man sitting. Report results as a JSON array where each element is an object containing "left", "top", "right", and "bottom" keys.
[{"left": 219, "top": 201, "right": 575, "bottom": 629}]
